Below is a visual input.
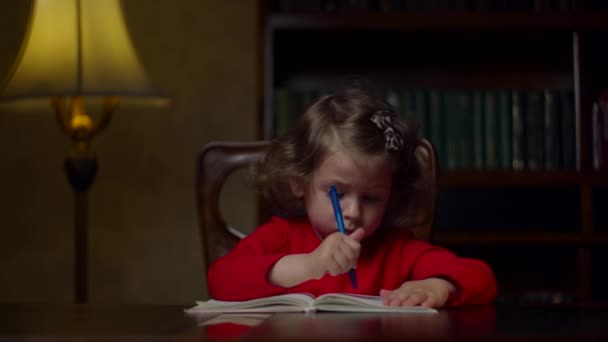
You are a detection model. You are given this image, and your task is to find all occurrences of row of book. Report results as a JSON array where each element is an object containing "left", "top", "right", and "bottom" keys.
[
  {"left": 592, "top": 88, "right": 608, "bottom": 170},
  {"left": 273, "top": 87, "right": 577, "bottom": 170},
  {"left": 273, "top": 0, "right": 604, "bottom": 13}
]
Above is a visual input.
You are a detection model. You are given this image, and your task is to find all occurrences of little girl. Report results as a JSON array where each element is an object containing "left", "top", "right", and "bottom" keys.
[{"left": 207, "top": 88, "right": 497, "bottom": 308}]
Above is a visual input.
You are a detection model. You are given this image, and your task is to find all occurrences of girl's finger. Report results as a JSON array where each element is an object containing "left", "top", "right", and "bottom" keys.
[
  {"left": 338, "top": 243, "right": 356, "bottom": 261},
  {"left": 402, "top": 292, "right": 425, "bottom": 306},
  {"left": 333, "top": 249, "right": 355, "bottom": 273},
  {"left": 387, "top": 290, "right": 411, "bottom": 306},
  {"left": 420, "top": 297, "right": 437, "bottom": 308},
  {"left": 379, "top": 289, "right": 392, "bottom": 298},
  {"left": 343, "top": 236, "right": 361, "bottom": 251},
  {"left": 326, "top": 257, "right": 342, "bottom": 276}
]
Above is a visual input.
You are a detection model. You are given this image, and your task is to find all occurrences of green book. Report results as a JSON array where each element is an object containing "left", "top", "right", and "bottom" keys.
[
  {"left": 450, "top": 90, "right": 477, "bottom": 169},
  {"left": 385, "top": 88, "right": 402, "bottom": 114},
  {"left": 428, "top": 89, "right": 445, "bottom": 168},
  {"left": 300, "top": 89, "right": 318, "bottom": 115},
  {"left": 442, "top": 90, "right": 460, "bottom": 169},
  {"left": 398, "top": 88, "right": 413, "bottom": 121},
  {"left": 559, "top": 90, "right": 576, "bottom": 169},
  {"left": 512, "top": 91, "right": 525, "bottom": 170},
  {"left": 526, "top": 90, "right": 545, "bottom": 170},
  {"left": 454, "top": 90, "right": 475, "bottom": 169},
  {"left": 471, "top": 90, "right": 484, "bottom": 169},
  {"left": 275, "top": 88, "right": 292, "bottom": 136},
  {"left": 413, "top": 89, "right": 430, "bottom": 139},
  {"left": 497, "top": 89, "right": 513, "bottom": 169},
  {"left": 484, "top": 90, "right": 499, "bottom": 169},
  {"left": 543, "top": 89, "right": 560, "bottom": 170},
  {"left": 275, "top": 88, "right": 313, "bottom": 137},
  {"left": 398, "top": 88, "right": 423, "bottom": 136}
]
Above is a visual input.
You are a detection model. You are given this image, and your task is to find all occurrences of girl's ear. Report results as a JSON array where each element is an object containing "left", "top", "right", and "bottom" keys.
[{"left": 289, "top": 177, "right": 306, "bottom": 198}]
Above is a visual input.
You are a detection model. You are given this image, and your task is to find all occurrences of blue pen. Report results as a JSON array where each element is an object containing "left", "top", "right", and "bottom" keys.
[{"left": 329, "top": 185, "right": 358, "bottom": 289}]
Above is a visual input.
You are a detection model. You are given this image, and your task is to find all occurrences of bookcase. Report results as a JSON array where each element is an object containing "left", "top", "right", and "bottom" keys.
[{"left": 259, "top": 0, "right": 608, "bottom": 303}]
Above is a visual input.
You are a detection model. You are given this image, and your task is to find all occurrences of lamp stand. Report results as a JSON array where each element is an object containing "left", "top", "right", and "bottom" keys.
[
  {"left": 53, "top": 96, "right": 119, "bottom": 304},
  {"left": 64, "top": 156, "right": 96, "bottom": 303}
]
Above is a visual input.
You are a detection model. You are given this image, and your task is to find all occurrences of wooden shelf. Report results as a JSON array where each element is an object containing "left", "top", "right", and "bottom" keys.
[
  {"left": 587, "top": 172, "right": 608, "bottom": 185},
  {"left": 439, "top": 170, "right": 580, "bottom": 186},
  {"left": 262, "top": 2, "right": 608, "bottom": 303},
  {"left": 438, "top": 170, "right": 608, "bottom": 186},
  {"left": 434, "top": 232, "right": 608, "bottom": 246},
  {"left": 268, "top": 11, "right": 608, "bottom": 31}
]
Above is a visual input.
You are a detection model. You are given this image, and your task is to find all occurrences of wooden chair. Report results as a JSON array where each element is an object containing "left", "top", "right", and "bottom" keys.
[{"left": 196, "top": 139, "right": 437, "bottom": 272}]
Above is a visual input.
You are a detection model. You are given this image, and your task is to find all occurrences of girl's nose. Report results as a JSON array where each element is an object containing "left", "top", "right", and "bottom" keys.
[{"left": 341, "top": 198, "right": 361, "bottom": 226}]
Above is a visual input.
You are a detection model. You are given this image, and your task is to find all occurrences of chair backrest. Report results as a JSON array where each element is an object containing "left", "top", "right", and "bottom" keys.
[{"left": 196, "top": 139, "right": 437, "bottom": 272}]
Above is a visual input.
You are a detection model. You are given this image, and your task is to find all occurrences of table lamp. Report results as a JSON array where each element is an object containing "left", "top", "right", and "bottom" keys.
[{"left": 0, "top": 0, "right": 168, "bottom": 303}]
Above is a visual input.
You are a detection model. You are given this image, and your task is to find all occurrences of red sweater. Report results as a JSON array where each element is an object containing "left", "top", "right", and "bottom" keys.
[{"left": 208, "top": 216, "right": 497, "bottom": 307}]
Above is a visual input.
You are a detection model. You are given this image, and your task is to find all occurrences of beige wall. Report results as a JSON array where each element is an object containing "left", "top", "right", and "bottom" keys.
[{"left": 0, "top": 1, "right": 258, "bottom": 304}]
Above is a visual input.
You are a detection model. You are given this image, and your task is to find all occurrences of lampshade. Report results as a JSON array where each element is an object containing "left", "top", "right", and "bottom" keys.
[{"left": 1, "top": 0, "right": 167, "bottom": 106}]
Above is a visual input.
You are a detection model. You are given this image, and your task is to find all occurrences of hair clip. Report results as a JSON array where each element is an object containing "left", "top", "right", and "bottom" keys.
[{"left": 370, "top": 110, "right": 404, "bottom": 152}]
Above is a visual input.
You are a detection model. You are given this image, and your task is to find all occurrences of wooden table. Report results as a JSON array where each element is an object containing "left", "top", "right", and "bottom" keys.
[{"left": 1, "top": 303, "right": 607, "bottom": 340}]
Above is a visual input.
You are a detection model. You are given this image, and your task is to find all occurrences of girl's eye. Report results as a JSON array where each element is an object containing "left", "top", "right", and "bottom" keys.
[
  {"left": 327, "top": 189, "right": 345, "bottom": 198},
  {"left": 363, "top": 195, "right": 382, "bottom": 203}
]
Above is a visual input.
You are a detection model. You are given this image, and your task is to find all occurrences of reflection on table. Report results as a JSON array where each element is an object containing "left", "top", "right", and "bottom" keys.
[{"left": 2, "top": 303, "right": 608, "bottom": 340}]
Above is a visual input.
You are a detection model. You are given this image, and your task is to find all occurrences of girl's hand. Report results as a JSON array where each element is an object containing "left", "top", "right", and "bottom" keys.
[
  {"left": 308, "top": 228, "right": 365, "bottom": 279},
  {"left": 379, "top": 278, "right": 456, "bottom": 308}
]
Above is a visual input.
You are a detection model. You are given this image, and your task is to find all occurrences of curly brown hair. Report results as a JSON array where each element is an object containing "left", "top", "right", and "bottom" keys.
[{"left": 256, "top": 88, "right": 431, "bottom": 228}]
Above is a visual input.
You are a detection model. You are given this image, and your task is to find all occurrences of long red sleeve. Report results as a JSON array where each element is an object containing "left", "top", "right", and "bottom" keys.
[
  {"left": 402, "top": 239, "right": 498, "bottom": 306},
  {"left": 207, "top": 217, "right": 295, "bottom": 300},
  {"left": 207, "top": 216, "right": 497, "bottom": 305}
]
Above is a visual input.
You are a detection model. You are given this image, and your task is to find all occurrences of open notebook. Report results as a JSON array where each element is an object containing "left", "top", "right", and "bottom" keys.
[{"left": 186, "top": 293, "right": 438, "bottom": 314}]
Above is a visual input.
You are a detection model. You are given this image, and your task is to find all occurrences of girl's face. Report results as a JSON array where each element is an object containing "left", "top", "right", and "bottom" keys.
[{"left": 293, "top": 147, "right": 394, "bottom": 240}]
